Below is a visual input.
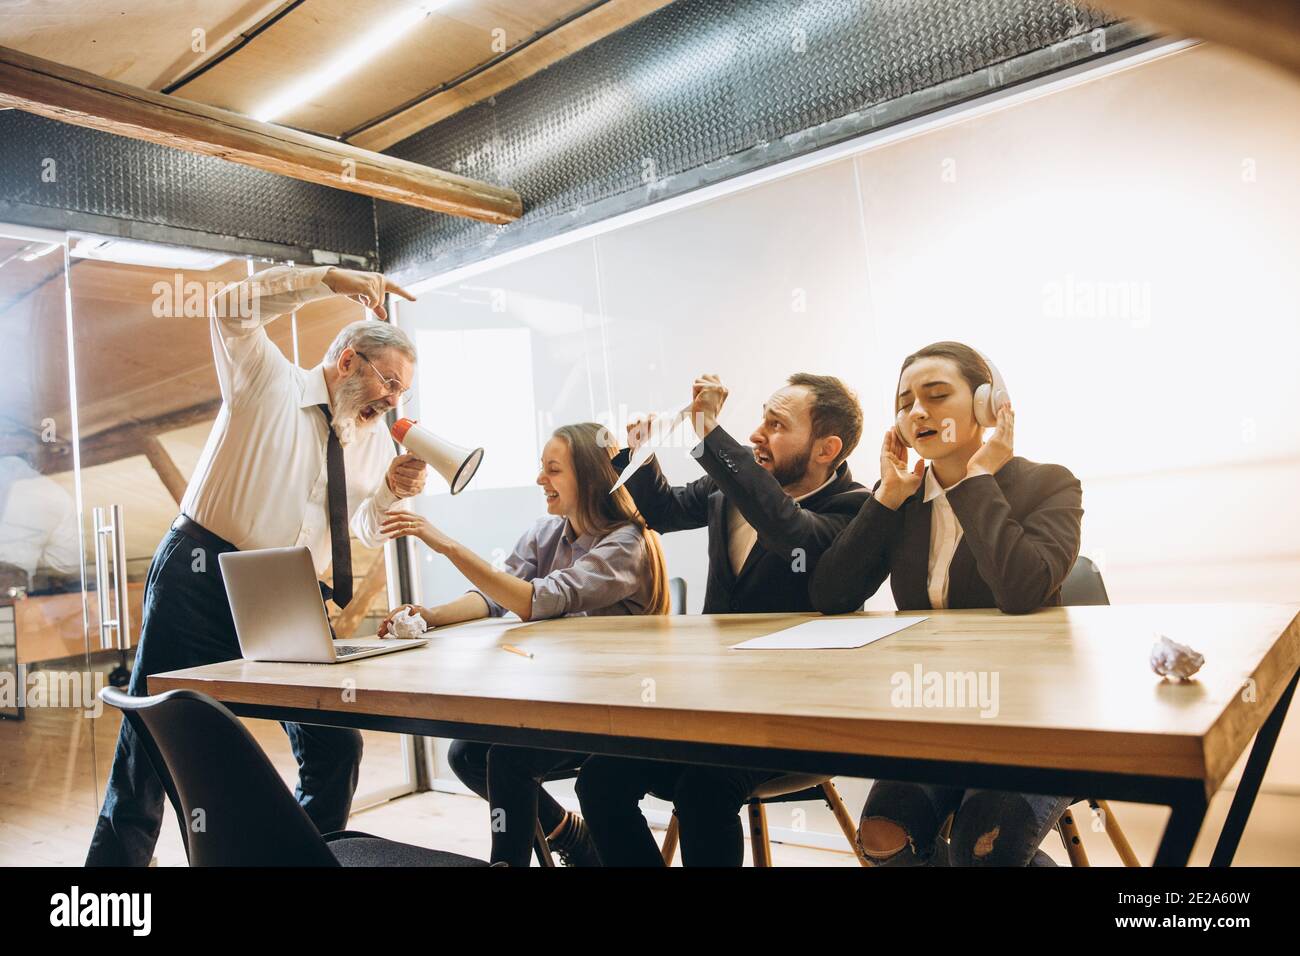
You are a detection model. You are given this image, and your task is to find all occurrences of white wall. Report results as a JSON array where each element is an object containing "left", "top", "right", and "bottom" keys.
[{"left": 399, "top": 43, "right": 1300, "bottom": 850}]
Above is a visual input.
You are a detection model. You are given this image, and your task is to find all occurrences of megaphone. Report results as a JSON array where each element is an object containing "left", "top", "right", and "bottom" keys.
[{"left": 391, "top": 418, "right": 484, "bottom": 495}]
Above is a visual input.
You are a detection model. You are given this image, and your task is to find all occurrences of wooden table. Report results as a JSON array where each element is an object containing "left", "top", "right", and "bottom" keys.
[{"left": 150, "top": 604, "right": 1300, "bottom": 866}]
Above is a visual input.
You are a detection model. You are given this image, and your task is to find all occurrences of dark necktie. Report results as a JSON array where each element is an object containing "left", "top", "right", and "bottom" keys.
[{"left": 317, "top": 404, "right": 352, "bottom": 608}]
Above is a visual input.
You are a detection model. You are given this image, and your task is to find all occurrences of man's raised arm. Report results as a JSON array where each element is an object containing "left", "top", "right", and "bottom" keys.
[{"left": 207, "top": 264, "right": 335, "bottom": 405}]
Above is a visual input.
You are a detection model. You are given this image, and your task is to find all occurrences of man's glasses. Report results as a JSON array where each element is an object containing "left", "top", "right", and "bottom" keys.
[{"left": 355, "top": 351, "right": 415, "bottom": 404}]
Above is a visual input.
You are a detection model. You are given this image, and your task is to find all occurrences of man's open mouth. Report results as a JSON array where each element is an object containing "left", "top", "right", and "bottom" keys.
[
  {"left": 753, "top": 449, "right": 772, "bottom": 466},
  {"left": 358, "top": 403, "right": 385, "bottom": 423}
]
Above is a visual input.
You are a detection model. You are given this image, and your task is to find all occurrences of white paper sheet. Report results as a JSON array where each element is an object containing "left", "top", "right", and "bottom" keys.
[
  {"left": 730, "top": 616, "right": 929, "bottom": 650},
  {"left": 610, "top": 402, "right": 693, "bottom": 493}
]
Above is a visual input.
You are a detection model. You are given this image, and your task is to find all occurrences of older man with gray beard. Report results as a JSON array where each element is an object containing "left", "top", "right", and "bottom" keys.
[{"left": 87, "top": 264, "right": 425, "bottom": 866}]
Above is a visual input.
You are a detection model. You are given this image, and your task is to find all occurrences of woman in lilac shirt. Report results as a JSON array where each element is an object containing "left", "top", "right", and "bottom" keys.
[{"left": 380, "top": 422, "right": 669, "bottom": 866}]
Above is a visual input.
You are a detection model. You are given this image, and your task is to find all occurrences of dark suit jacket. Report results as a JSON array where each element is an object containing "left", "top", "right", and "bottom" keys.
[
  {"left": 614, "top": 426, "right": 868, "bottom": 614},
  {"left": 810, "top": 456, "right": 1083, "bottom": 615}
]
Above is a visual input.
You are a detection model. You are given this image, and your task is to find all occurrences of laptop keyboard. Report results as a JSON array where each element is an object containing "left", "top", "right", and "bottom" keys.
[{"left": 335, "top": 641, "right": 420, "bottom": 657}]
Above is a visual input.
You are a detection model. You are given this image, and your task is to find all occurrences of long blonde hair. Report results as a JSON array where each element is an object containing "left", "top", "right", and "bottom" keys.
[{"left": 552, "top": 422, "right": 670, "bottom": 616}]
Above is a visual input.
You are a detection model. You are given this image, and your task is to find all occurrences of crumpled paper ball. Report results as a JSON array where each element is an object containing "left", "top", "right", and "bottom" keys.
[
  {"left": 1150, "top": 634, "right": 1204, "bottom": 682},
  {"left": 386, "top": 607, "right": 429, "bottom": 639}
]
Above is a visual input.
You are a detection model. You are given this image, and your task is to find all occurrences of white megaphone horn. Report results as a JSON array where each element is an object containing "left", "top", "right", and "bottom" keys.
[{"left": 391, "top": 418, "right": 484, "bottom": 495}]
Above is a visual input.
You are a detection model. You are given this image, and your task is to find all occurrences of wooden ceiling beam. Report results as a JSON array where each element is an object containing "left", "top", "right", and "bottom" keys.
[
  {"left": 0, "top": 45, "right": 523, "bottom": 223},
  {"left": 348, "top": 0, "right": 677, "bottom": 151},
  {"left": 1095, "top": 1, "right": 1300, "bottom": 78},
  {"left": 139, "top": 434, "right": 190, "bottom": 506},
  {"left": 34, "top": 399, "right": 223, "bottom": 475}
]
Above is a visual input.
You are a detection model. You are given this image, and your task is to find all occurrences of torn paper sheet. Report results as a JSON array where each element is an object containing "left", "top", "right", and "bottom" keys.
[
  {"left": 1150, "top": 633, "right": 1204, "bottom": 682},
  {"left": 610, "top": 402, "right": 693, "bottom": 494},
  {"left": 386, "top": 607, "right": 429, "bottom": 639}
]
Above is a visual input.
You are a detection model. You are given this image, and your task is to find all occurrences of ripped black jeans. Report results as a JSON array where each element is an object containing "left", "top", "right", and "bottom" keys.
[{"left": 859, "top": 781, "right": 1072, "bottom": 866}]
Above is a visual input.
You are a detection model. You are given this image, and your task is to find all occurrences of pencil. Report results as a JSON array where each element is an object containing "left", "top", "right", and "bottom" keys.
[{"left": 502, "top": 643, "right": 534, "bottom": 659}]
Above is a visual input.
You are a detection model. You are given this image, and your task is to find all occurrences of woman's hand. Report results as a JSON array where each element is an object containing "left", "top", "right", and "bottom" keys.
[
  {"left": 381, "top": 510, "right": 455, "bottom": 554},
  {"left": 377, "top": 603, "right": 436, "bottom": 637},
  {"left": 876, "top": 428, "right": 924, "bottom": 510},
  {"left": 966, "top": 402, "right": 1014, "bottom": 479}
]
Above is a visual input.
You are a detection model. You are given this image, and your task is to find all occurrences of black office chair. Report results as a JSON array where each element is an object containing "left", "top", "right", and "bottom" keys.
[
  {"left": 1051, "top": 555, "right": 1140, "bottom": 866},
  {"left": 668, "top": 576, "right": 687, "bottom": 615},
  {"left": 531, "top": 576, "right": 690, "bottom": 866},
  {"left": 1061, "top": 554, "right": 1111, "bottom": 607},
  {"left": 101, "top": 687, "right": 487, "bottom": 867}
]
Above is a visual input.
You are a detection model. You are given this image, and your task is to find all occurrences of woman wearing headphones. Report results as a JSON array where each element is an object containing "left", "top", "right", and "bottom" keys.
[
  {"left": 810, "top": 341, "right": 1083, "bottom": 865},
  {"left": 379, "top": 422, "right": 671, "bottom": 867}
]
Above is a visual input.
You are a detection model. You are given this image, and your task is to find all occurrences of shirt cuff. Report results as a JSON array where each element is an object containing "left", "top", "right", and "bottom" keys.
[
  {"left": 248, "top": 264, "right": 329, "bottom": 296},
  {"left": 469, "top": 589, "right": 505, "bottom": 618},
  {"left": 372, "top": 477, "right": 399, "bottom": 513},
  {"left": 529, "top": 577, "right": 564, "bottom": 620},
  {"left": 295, "top": 265, "right": 334, "bottom": 296}
]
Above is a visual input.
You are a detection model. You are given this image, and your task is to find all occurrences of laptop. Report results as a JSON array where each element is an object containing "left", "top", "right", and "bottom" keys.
[{"left": 219, "top": 546, "right": 428, "bottom": 663}]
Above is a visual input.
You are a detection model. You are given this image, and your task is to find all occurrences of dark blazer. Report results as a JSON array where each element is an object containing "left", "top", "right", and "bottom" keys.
[
  {"left": 810, "top": 456, "right": 1083, "bottom": 616},
  {"left": 614, "top": 426, "right": 868, "bottom": 614}
]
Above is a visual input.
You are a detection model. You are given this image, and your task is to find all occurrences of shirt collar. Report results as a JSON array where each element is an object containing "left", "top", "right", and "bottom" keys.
[
  {"left": 923, "top": 466, "right": 972, "bottom": 503},
  {"left": 562, "top": 517, "right": 597, "bottom": 550},
  {"left": 923, "top": 466, "right": 945, "bottom": 503},
  {"left": 301, "top": 363, "right": 331, "bottom": 410},
  {"left": 794, "top": 467, "right": 838, "bottom": 503}
]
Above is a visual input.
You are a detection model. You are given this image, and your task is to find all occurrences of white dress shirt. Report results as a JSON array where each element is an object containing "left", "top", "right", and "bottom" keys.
[
  {"left": 0, "top": 456, "right": 80, "bottom": 580},
  {"left": 726, "top": 468, "right": 837, "bottom": 574},
  {"left": 179, "top": 265, "right": 402, "bottom": 575},
  {"left": 924, "top": 467, "right": 966, "bottom": 609}
]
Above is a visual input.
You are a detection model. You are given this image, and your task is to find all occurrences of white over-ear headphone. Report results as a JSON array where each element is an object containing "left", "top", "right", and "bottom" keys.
[
  {"left": 971, "top": 353, "right": 1011, "bottom": 428},
  {"left": 895, "top": 349, "right": 1010, "bottom": 448}
]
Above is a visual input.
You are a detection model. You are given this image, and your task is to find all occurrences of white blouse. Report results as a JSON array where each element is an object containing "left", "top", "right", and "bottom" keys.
[{"left": 923, "top": 467, "right": 968, "bottom": 609}]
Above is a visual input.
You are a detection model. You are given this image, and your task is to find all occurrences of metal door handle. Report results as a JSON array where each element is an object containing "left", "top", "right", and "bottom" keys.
[{"left": 91, "top": 505, "right": 131, "bottom": 651}]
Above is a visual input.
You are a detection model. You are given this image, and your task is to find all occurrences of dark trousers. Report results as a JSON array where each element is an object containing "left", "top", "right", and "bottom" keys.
[
  {"left": 85, "top": 527, "right": 364, "bottom": 866},
  {"left": 860, "top": 781, "right": 1071, "bottom": 866},
  {"left": 576, "top": 756, "right": 782, "bottom": 867},
  {"left": 448, "top": 739, "right": 586, "bottom": 867}
]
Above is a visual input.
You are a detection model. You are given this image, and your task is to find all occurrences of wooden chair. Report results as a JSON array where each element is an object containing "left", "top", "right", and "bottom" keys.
[
  {"left": 1056, "top": 799, "right": 1141, "bottom": 866},
  {"left": 660, "top": 774, "right": 870, "bottom": 866},
  {"left": 931, "top": 797, "right": 1139, "bottom": 867},
  {"left": 1055, "top": 556, "right": 1141, "bottom": 866}
]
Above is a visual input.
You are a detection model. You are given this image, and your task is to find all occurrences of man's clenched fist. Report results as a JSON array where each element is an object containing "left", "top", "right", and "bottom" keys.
[{"left": 386, "top": 453, "right": 427, "bottom": 498}]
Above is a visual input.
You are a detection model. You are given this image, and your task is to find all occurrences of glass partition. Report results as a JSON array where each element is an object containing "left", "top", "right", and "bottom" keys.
[{"left": 0, "top": 225, "right": 99, "bottom": 864}]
